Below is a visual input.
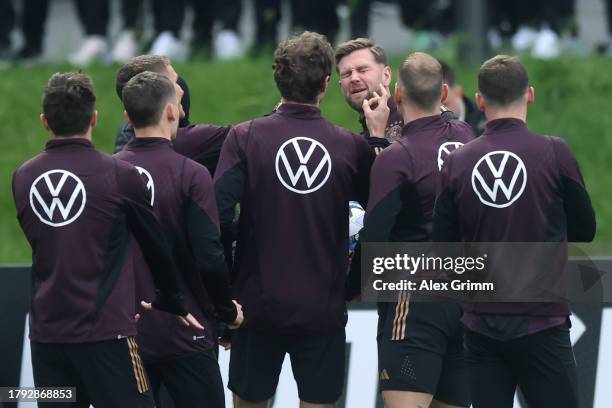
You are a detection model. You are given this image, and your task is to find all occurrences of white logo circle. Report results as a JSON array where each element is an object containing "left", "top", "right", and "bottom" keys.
[
  {"left": 437, "top": 141, "right": 464, "bottom": 171},
  {"left": 471, "top": 150, "right": 527, "bottom": 208},
  {"left": 135, "top": 166, "right": 155, "bottom": 206},
  {"left": 275, "top": 137, "right": 332, "bottom": 194},
  {"left": 29, "top": 169, "right": 86, "bottom": 227}
]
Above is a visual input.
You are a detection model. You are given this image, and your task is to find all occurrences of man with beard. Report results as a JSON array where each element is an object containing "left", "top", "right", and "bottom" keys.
[
  {"left": 335, "top": 38, "right": 455, "bottom": 155},
  {"left": 335, "top": 38, "right": 402, "bottom": 153}
]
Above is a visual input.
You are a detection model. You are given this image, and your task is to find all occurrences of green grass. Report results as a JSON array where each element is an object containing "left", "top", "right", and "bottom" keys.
[{"left": 1, "top": 55, "right": 611, "bottom": 262}]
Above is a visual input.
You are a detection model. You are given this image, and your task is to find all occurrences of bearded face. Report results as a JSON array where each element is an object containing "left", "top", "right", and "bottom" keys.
[{"left": 337, "top": 49, "right": 391, "bottom": 112}]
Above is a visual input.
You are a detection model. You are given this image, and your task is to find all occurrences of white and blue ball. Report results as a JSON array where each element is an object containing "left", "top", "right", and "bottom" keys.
[{"left": 348, "top": 201, "right": 365, "bottom": 252}]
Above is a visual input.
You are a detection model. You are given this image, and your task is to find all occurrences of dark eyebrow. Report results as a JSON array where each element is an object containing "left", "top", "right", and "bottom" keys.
[{"left": 340, "top": 64, "right": 371, "bottom": 76}]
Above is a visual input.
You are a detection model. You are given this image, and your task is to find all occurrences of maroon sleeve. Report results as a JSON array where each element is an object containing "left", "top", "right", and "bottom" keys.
[
  {"left": 353, "top": 133, "right": 376, "bottom": 205},
  {"left": 173, "top": 124, "right": 231, "bottom": 176},
  {"left": 551, "top": 137, "right": 596, "bottom": 242},
  {"left": 213, "top": 124, "right": 249, "bottom": 226},
  {"left": 185, "top": 161, "right": 237, "bottom": 323},
  {"left": 433, "top": 151, "right": 461, "bottom": 242}
]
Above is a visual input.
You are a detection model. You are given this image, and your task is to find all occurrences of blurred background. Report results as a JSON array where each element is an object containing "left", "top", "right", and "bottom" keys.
[
  {"left": 1, "top": 0, "right": 612, "bottom": 262},
  {"left": 2, "top": 0, "right": 612, "bottom": 65}
]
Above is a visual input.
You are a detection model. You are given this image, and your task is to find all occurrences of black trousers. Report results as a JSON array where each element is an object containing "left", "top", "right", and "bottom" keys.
[
  {"left": 191, "top": 0, "right": 242, "bottom": 46},
  {"left": 22, "top": 0, "right": 49, "bottom": 53},
  {"left": 145, "top": 349, "right": 225, "bottom": 408},
  {"left": 0, "top": 0, "right": 14, "bottom": 47},
  {"left": 488, "top": 0, "right": 574, "bottom": 35},
  {"left": 607, "top": 0, "right": 612, "bottom": 35},
  {"left": 464, "top": 325, "right": 579, "bottom": 408},
  {"left": 121, "top": 0, "right": 141, "bottom": 30},
  {"left": 75, "top": 0, "right": 109, "bottom": 36},
  {"left": 31, "top": 337, "right": 155, "bottom": 408},
  {"left": 253, "top": 0, "right": 281, "bottom": 51},
  {"left": 152, "top": 0, "right": 185, "bottom": 36},
  {"left": 291, "top": 0, "right": 339, "bottom": 42},
  {"left": 350, "top": 0, "right": 373, "bottom": 39}
]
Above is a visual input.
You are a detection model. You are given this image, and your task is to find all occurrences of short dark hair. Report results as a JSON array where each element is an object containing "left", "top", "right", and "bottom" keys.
[
  {"left": 478, "top": 55, "right": 528, "bottom": 106},
  {"left": 42, "top": 72, "right": 96, "bottom": 137},
  {"left": 334, "top": 38, "right": 387, "bottom": 70},
  {"left": 122, "top": 71, "right": 176, "bottom": 129},
  {"left": 398, "top": 52, "right": 443, "bottom": 111},
  {"left": 438, "top": 60, "right": 456, "bottom": 86},
  {"left": 115, "top": 55, "right": 170, "bottom": 99},
  {"left": 273, "top": 31, "right": 334, "bottom": 104}
]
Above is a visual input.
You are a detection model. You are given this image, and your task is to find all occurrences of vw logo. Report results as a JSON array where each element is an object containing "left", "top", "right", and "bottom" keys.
[
  {"left": 437, "top": 141, "right": 464, "bottom": 171},
  {"left": 471, "top": 151, "right": 527, "bottom": 208},
  {"left": 135, "top": 166, "right": 155, "bottom": 206},
  {"left": 275, "top": 137, "right": 332, "bottom": 194},
  {"left": 29, "top": 169, "right": 86, "bottom": 227}
]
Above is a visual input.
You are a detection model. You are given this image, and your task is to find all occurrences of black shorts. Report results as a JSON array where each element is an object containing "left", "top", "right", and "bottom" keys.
[
  {"left": 228, "top": 328, "right": 345, "bottom": 404},
  {"left": 145, "top": 349, "right": 225, "bottom": 408},
  {"left": 465, "top": 323, "right": 578, "bottom": 408},
  {"left": 31, "top": 337, "right": 154, "bottom": 408},
  {"left": 377, "top": 301, "right": 470, "bottom": 407}
]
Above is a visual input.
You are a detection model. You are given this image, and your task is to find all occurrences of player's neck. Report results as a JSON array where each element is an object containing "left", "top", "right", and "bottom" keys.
[
  {"left": 133, "top": 125, "right": 172, "bottom": 140},
  {"left": 52, "top": 130, "right": 92, "bottom": 141},
  {"left": 400, "top": 105, "right": 439, "bottom": 125},
  {"left": 484, "top": 107, "right": 527, "bottom": 123},
  {"left": 281, "top": 98, "right": 320, "bottom": 108}
]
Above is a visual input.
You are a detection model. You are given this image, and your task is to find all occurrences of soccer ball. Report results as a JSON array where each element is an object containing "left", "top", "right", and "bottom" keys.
[{"left": 348, "top": 201, "right": 365, "bottom": 252}]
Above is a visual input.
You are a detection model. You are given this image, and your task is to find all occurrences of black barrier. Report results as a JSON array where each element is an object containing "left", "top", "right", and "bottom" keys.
[
  {"left": 0, "top": 266, "right": 609, "bottom": 407},
  {"left": 0, "top": 266, "right": 30, "bottom": 391}
]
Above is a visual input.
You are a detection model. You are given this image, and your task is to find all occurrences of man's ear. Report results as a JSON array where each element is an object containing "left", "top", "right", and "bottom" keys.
[
  {"left": 394, "top": 82, "right": 402, "bottom": 106},
  {"left": 167, "top": 102, "right": 178, "bottom": 122},
  {"left": 382, "top": 66, "right": 392, "bottom": 88},
  {"left": 475, "top": 93, "right": 485, "bottom": 112},
  {"left": 123, "top": 110, "right": 131, "bottom": 125},
  {"left": 441, "top": 83, "right": 449, "bottom": 104},
  {"left": 527, "top": 86, "right": 535, "bottom": 106},
  {"left": 322, "top": 75, "right": 330, "bottom": 93},
  {"left": 90, "top": 110, "right": 98, "bottom": 129},
  {"left": 40, "top": 113, "right": 50, "bottom": 132}
]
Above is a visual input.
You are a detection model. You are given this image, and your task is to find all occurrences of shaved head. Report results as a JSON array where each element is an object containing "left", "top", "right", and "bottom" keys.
[{"left": 397, "top": 52, "right": 443, "bottom": 111}]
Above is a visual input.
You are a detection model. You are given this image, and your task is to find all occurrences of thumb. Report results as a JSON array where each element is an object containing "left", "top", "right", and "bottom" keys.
[{"left": 362, "top": 98, "right": 372, "bottom": 113}]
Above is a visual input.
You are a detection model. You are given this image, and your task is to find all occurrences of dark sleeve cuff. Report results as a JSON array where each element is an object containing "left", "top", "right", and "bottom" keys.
[
  {"left": 216, "top": 303, "right": 238, "bottom": 324},
  {"left": 366, "top": 136, "right": 391, "bottom": 151},
  {"left": 152, "top": 291, "right": 188, "bottom": 317}
]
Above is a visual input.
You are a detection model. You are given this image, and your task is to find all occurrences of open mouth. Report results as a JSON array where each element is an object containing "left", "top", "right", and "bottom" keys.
[{"left": 350, "top": 87, "right": 368, "bottom": 95}]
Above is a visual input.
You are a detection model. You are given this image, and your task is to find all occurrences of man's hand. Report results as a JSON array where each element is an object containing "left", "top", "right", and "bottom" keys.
[
  {"left": 140, "top": 300, "right": 205, "bottom": 330},
  {"left": 227, "top": 300, "right": 244, "bottom": 330},
  {"left": 363, "top": 84, "right": 390, "bottom": 138}
]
